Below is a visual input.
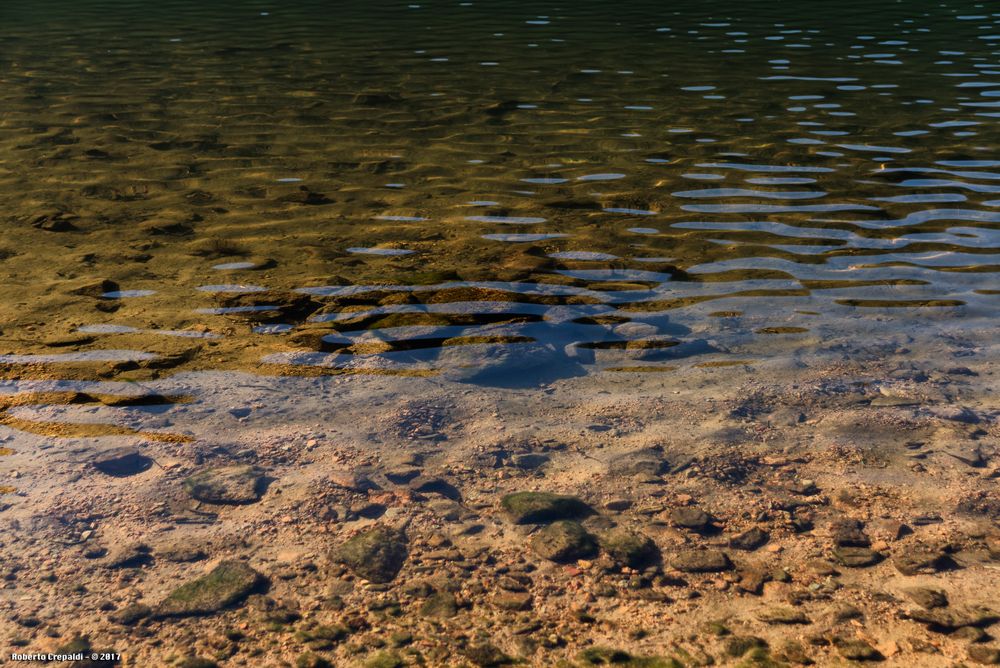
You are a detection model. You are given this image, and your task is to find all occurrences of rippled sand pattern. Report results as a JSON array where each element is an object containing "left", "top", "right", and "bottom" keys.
[{"left": 0, "top": 0, "right": 997, "bottom": 382}]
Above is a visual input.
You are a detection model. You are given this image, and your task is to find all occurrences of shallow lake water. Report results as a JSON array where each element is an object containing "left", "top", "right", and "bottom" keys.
[
  {"left": 0, "top": 0, "right": 997, "bottom": 389},
  {"left": 0, "top": 3, "right": 999, "bottom": 665}
]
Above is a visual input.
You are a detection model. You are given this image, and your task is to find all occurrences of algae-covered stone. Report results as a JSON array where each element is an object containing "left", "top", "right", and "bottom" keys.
[
  {"left": 832, "top": 546, "right": 882, "bottom": 568},
  {"left": 756, "top": 606, "right": 811, "bottom": 625},
  {"left": 295, "top": 653, "right": 331, "bottom": 668},
  {"left": 331, "top": 526, "right": 408, "bottom": 583},
  {"left": 420, "top": 590, "right": 459, "bottom": 619},
  {"left": 500, "top": 491, "right": 591, "bottom": 524},
  {"left": 155, "top": 561, "right": 263, "bottom": 617},
  {"left": 109, "top": 602, "right": 151, "bottom": 625},
  {"left": 364, "top": 651, "right": 404, "bottom": 668},
  {"left": 834, "top": 638, "right": 883, "bottom": 661},
  {"left": 579, "top": 648, "right": 634, "bottom": 665},
  {"left": 599, "top": 528, "right": 660, "bottom": 567},
  {"left": 183, "top": 465, "right": 267, "bottom": 505},
  {"left": 670, "top": 549, "right": 732, "bottom": 573},
  {"left": 531, "top": 521, "right": 597, "bottom": 562},
  {"left": 463, "top": 643, "right": 513, "bottom": 667},
  {"left": 724, "top": 636, "right": 767, "bottom": 658},
  {"left": 670, "top": 507, "right": 712, "bottom": 531}
]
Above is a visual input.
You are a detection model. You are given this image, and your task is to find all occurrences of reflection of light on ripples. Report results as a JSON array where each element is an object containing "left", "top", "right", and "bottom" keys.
[{"left": 1, "top": 0, "right": 997, "bottom": 387}]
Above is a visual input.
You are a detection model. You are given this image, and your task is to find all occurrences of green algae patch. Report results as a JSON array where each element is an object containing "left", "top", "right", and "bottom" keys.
[{"left": 155, "top": 561, "right": 263, "bottom": 618}]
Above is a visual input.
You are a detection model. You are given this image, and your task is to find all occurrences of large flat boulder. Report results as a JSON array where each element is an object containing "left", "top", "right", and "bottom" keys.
[
  {"left": 155, "top": 561, "right": 263, "bottom": 617},
  {"left": 330, "top": 526, "right": 408, "bottom": 584}
]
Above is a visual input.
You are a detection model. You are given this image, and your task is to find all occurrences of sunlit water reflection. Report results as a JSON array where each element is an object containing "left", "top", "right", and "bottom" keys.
[{"left": 0, "top": 0, "right": 997, "bottom": 440}]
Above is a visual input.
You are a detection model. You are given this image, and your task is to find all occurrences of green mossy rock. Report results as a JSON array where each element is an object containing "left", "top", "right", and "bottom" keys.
[
  {"left": 724, "top": 636, "right": 767, "bottom": 658},
  {"left": 500, "top": 492, "right": 591, "bottom": 524},
  {"left": 363, "top": 651, "right": 404, "bottom": 668},
  {"left": 463, "top": 643, "right": 513, "bottom": 667},
  {"left": 295, "top": 652, "right": 332, "bottom": 668},
  {"left": 531, "top": 521, "right": 598, "bottom": 562},
  {"left": 331, "top": 526, "right": 408, "bottom": 583},
  {"left": 598, "top": 528, "right": 660, "bottom": 567},
  {"left": 155, "top": 561, "right": 263, "bottom": 617},
  {"left": 420, "top": 590, "right": 459, "bottom": 618}
]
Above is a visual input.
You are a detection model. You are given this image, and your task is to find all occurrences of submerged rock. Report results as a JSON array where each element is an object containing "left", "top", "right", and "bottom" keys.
[
  {"left": 109, "top": 603, "right": 151, "bottom": 625},
  {"left": 671, "top": 549, "right": 732, "bottom": 573},
  {"left": 420, "top": 591, "right": 459, "bottom": 619},
  {"left": 832, "top": 546, "right": 883, "bottom": 568},
  {"left": 500, "top": 492, "right": 591, "bottom": 524},
  {"left": 157, "top": 542, "right": 208, "bottom": 563},
  {"left": 463, "top": 643, "right": 513, "bottom": 667},
  {"left": 155, "top": 561, "right": 263, "bottom": 617},
  {"left": 214, "top": 290, "right": 320, "bottom": 323},
  {"left": 438, "top": 340, "right": 566, "bottom": 385},
  {"left": 530, "top": 521, "right": 598, "bottom": 562},
  {"left": 756, "top": 606, "right": 811, "bottom": 625},
  {"left": 893, "top": 543, "right": 950, "bottom": 575},
  {"left": 730, "top": 527, "right": 769, "bottom": 551},
  {"left": 330, "top": 526, "right": 408, "bottom": 583},
  {"left": 724, "top": 636, "right": 768, "bottom": 658},
  {"left": 670, "top": 507, "right": 713, "bottom": 531},
  {"left": 363, "top": 651, "right": 404, "bottom": 668},
  {"left": 902, "top": 586, "right": 948, "bottom": 610},
  {"left": 598, "top": 528, "right": 660, "bottom": 568},
  {"left": 830, "top": 518, "right": 871, "bottom": 547},
  {"left": 607, "top": 447, "right": 670, "bottom": 477},
  {"left": 968, "top": 646, "right": 1000, "bottom": 665},
  {"left": 834, "top": 638, "right": 883, "bottom": 662},
  {"left": 183, "top": 465, "right": 267, "bottom": 505},
  {"left": 907, "top": 606, "right": 1000, "bottom": 630},
  {"left": 104, "top": 543, "right": 152, "bottom": 569}
]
